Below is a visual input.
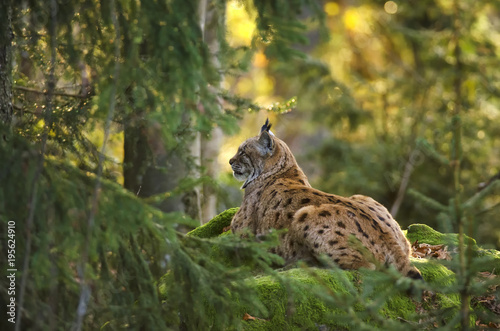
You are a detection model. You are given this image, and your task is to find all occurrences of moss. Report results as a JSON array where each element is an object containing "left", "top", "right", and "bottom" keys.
[
  {"left": 160, "top": 211, "right": 500, "bottom": 329},
  {"left": 406, "top": 223, "right": 476, "bottom": 246},
  {"left": 187, "top": 208, "right": 238, "bottom": 238},
  {"left": 380, "top": 293, "right": 415, "bottom": 321},
  {"left": 412, "top": 259, "right": 455, "bottom": 286},
  {"left": 241, "top": 265, "right": 465, "bottom": 330},
  {"left": 242, "top": 268, "right": 353, "bottom": 330},
  {"left": 476, "top": 248, "right": 500, "bottom": 275}
]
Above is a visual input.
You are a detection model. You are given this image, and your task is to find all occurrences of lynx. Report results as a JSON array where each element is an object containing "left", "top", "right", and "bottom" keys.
[{"left": 229, "top": 120, "right": 422, "bottom": 279}]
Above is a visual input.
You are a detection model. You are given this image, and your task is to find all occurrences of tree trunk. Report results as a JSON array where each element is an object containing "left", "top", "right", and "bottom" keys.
[
  {"left": 123, "top": 115, "right": 185, "bottom": 213},
  {"left": 201, "top": 128, "right": 222, "bottom": 222},
  {"left": 200, "top": 0, "right": 224, "bottom": 223},
  {"left": 123, "top": 0, "right": 225, "bottom": 223},
  {"left": 0, "top": 0, "right": 13, "bottom": 128}
]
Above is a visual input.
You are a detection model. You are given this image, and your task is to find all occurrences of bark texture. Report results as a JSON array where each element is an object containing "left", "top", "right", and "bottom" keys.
[{"left": 0, "top": 0, "right": 13, "bottom": 127}]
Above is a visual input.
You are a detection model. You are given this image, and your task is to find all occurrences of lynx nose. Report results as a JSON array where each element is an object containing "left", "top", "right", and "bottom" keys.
[{"left": 229, "top": 157, "right": 235, "bottom": 165}]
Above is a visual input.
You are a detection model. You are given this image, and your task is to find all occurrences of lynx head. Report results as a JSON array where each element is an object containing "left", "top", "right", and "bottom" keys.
[{"left": 229, "top": 119, "right": 296, "bottom": 189}]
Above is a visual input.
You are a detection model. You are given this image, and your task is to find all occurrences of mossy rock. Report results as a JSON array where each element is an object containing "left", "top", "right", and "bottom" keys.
[
  {"left": 406, "top": 223, "right": 476, "bottom": 246},
  {"left": 187, "top": 208, "right": 238, "bottom": 238},
  {"left": 162, "top": 210, "right": 500, "bottom": 329},
  {"left": 407, "top": 223, "right": 500, "bottom": 274},
  {"left": 238, "top": 264, "right": 462, "bottom": 330}
]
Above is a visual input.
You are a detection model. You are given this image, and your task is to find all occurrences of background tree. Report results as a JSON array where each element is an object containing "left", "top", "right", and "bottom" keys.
[{"left": 0, "top": 0, "right": 13, "bottom": 127}]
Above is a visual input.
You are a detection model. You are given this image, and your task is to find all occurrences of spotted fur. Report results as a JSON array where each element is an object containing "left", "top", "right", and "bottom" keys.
[{"left": 229, "top": 122, "right": 422, "bottom": 279}]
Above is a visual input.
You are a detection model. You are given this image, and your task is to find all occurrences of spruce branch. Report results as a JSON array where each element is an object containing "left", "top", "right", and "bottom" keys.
[
  {"left": 15, "top": 0, "right": 57, "bottom": 329},
  {"left": 407, "top": 189, "right": 448, "bottom": 212},
  {"left": 73, "top": 1, "right": 121, "bottom": 329},
  {"left": 464, "top": 179, "right": 500, "bottom": 211},
  {"left": 416, "top": 138, "right": 450, "bottom": 166}
]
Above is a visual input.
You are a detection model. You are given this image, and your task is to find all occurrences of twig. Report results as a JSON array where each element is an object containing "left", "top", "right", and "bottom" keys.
[
  {"left": 13, "top": 85, "right": 89, "bottom": 98},
  {"left": 475, "top": 201, "right": 500, "bottom": 216},
  {"left": 397, "top": 317, "right": 419, "bottom": 326},
  {"left": 477, "top": 172, "right": 500, "bottom": 192},
  {"left": 72, "top": 1, "right": 121, "bottom": 330},
  {"left": 465, "top": 179, "right": 500, "bottom": 210},
  {"left": 390, "top": 148, "right": 420, "bottom": 217}
]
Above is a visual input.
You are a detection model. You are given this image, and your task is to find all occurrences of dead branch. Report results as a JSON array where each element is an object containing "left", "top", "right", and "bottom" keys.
[{"left": 14, "top": 85, "right": 89, "bottom": 98}]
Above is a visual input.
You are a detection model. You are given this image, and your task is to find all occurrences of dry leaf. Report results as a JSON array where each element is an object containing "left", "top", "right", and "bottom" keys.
[
  {"left": 411, "top": 240, "right": 452, "bottom": 260},
  {"left": 243, "top": 313, "right": 256, "bottom": 321},
  {"left": 472, "top": 271, "right": 500, "bottom": 326},
  {"left": 475, "top": 319, "right": 500, "bottom": 329},
  {"left": 478, "top": 271, "right": 496, "bottom": 280}
]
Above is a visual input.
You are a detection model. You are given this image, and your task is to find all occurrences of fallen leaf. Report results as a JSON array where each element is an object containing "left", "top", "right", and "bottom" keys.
[
  {"left": 472, "top": 271, "right": 500, "bottom": 327},
  {"left": 411, "top": 240, "right": 452, "bottom": 260},
  {"left": 243, "top": 313, "right": 256, "bottom": 321},
  {"left": 478, "top": 271, "right": 496, "bottom": 280}
]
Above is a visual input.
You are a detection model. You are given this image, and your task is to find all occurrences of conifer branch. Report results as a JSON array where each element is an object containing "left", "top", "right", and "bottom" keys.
[
  {"left": 464, "top": 179, "right": 500, "bottom": 211},
  {"left": 416, "top": 138, "right": 450, "bottom": 166},
  {"left": 73, "top": 1, "right": 121, "bottom": 329},
  {"left": 407, "top": 189, "right": 447, "bottom": 212},
  {"left": 15, "top": 0, "right": 57, "bottom": 329}
]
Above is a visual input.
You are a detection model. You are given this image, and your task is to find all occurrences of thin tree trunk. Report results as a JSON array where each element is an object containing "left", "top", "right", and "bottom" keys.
[
  {"left": 200, "top": 0, "right": 224, "bottom": 223},
  {"left": 450, "top": 1, "right": 470, "bottom": 330},
  {"left": 201, "top": 129, "right": 222, "bottom": 222},
  {"left": 185, "top": 134, "right": 202, "bottom": 221},
  {"left": 390, "top": 148, "right": 419, "bottom": 217},
  {"left": 0, "top": 0, "right": 13, "bottom": 129}
]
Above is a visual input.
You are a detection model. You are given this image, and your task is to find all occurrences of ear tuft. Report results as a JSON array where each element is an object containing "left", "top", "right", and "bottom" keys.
[{"left": 260, "top": 118, "right": 272, "bottom": 134}]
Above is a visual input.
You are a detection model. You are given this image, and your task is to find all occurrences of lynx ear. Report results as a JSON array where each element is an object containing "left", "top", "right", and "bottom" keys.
[{"left": 257, "top": 130, "right": 274, "bottom": 156}]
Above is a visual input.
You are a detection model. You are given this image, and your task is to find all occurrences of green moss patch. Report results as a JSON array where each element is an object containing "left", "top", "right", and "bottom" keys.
[
  {"left": 242, "top": 268, "right": 355, "bottom": 330},
  {"left": 406, "top": 223, "right": 476, "bottom": 246},
  {"left": 187, "top": 208, "right": 238, "bottom": 238},
  {"left": 412, "top": 259, "right": 455, "bottom": 286},
  {"left": 240, "top": 264, "right": 464, "bottom": 330}
]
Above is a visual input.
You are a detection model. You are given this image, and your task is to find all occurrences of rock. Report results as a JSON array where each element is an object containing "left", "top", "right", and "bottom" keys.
[
  {"left": 406, "top": 223, "right": 476, "bottom": 246},
  {"left": 186, "top": 208, "right": 239, "bottom": 238}
]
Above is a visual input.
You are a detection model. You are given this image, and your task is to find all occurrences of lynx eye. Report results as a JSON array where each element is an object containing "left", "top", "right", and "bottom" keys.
[{"left": 238, "top": 150, "right": 246, "bottom": 156}]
